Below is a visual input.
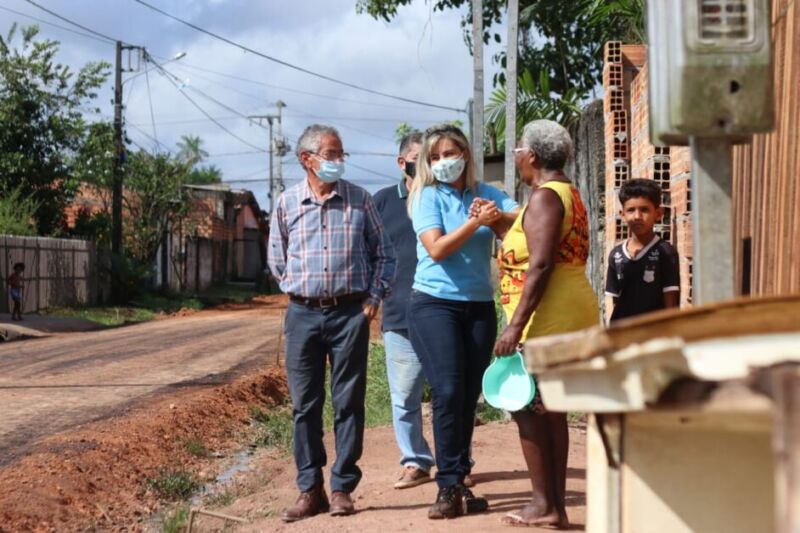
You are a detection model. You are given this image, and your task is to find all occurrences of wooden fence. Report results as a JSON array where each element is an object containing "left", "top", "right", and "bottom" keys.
[
  {"left": 0, "top": 235, "right": 104, "bottom": 314},
  {"left": 732, "top": 0, "right": 800, "bottom": 296}
]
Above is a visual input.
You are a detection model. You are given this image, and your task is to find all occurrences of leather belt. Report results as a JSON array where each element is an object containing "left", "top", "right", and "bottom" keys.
[{"left": 289, "top": 292, "right": 368, "bottom": 309}]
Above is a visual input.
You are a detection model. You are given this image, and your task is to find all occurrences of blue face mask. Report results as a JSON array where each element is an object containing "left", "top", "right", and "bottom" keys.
[
  {"left": 313, "top": 157, "right": 345, "bottom": 183},
  {"left": 431, "top": 157, "right": 466, "bottom": 184}
]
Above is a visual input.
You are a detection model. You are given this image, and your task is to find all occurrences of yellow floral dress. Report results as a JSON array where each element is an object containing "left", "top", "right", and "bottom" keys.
[{"left": 498, "top": 181, "right": 599, "bottom": 341}]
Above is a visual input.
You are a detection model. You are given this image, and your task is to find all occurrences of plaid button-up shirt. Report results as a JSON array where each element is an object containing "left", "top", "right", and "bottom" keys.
[{"left": 268, "top": 179, "right": 396, "bottom": 306}]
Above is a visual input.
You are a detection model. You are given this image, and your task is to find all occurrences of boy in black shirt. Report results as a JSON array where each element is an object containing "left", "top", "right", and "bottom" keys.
[{"left": 605, "top": 179, "right": 680, "bottom": 322}]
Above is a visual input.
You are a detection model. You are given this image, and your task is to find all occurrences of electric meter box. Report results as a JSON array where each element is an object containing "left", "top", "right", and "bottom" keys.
[{"left": 647, "top": 0, "right": 774, "bottom": 145}]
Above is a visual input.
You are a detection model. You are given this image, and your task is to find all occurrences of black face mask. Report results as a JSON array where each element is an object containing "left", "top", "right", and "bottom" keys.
[{"left": 403, "top": 161, "right": 416, "bottom": 179}]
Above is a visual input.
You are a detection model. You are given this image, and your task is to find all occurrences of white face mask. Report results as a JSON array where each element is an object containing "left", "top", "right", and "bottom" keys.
[{"left": 431, "top": 157, "right": 466, "bottom": 184}]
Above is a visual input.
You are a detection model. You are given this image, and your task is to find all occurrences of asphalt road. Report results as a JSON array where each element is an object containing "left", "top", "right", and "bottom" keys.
[{"left": 0, "top": 307, "right": 282, "bottom": 464}]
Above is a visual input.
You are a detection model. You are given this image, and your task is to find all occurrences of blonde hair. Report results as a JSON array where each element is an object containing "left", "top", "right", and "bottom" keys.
[{"left": 407, "top": 123, "right": 477, "bottom": 217}]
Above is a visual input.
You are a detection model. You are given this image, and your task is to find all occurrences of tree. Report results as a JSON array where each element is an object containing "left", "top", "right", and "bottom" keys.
[
  {"left": 357, "top": 1, "right": 639, "bottom": 120},
  {"left": 176, "top": 135, "right": 209, "bottom": 167},
  {"left": 123, "top": 151, "right": 190, "bottom": 265},
  {"left": 394, "top": 122, "right": 421, "bottom": 144},
  {"left": 186, "top": 164, "right": 222, "bottom": 185},
  {"left": 485, "top": 69, "right": 582, "bottom": 152},
  {"left": 0, "top": 185, "right": 38, "bottom": 236},
  {"left": 0, "top": 24, "right": 109, "bottom": 235}
]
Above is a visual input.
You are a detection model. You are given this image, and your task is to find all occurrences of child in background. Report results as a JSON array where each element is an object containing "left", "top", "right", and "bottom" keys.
[
  {"left": 606, "top": 179, "right": 680, "bottom": 322},
  {"left": 7, "top": 262, "right": 25, "bottom": 321}
]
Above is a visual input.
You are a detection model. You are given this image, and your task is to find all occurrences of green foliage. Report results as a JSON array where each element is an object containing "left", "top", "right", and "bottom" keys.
[
  {"left": 0, "top": 185, "right": 38, "bottom": 236},
  {"left": 394, "top": 122, "right": 421, "bottom": 145},
  {"left": 47, "top": 305, "right": 155, "bottom": 326},
  {"left": 0, "top": 24, "right": 109, "bottom": 235},
  {"left": 70, "top": 208, "right": 111, "bottom": 247},
  {"left": 185, "top": 439, "right": 207, "bottom": 458},
  {"left": 147, "top": 470, "right": 199, "bottom": 501},
  {"left": 251, "top": 403, "right": 294, "bottom": 452},
  {"left": 72, "top": 121, "right": 115, "bottom": 190},
  {"left": 186, "top": 164, "right": 222, "bottom": 185},
  {"left": 485, "top": 69, "right": 582, "bottom": 152},
  {"left": 476, "top": 401, "right": 506, "bottom": 423},
  {"left": 586, "top": 0, "right": 646, "bottom": 44},
  {"left": 358, "top": 1, "right": 641, "bottom": 131},
  {"left": 162, "top": 506, "right": 190, "bottom": 533},
  {"left": 176, "top": 134, "right": 209, "bottom": 166},
  {"left": 124, "top": 151, "right": 190, "bottom": 264},
  {"left": 109, "top": 253, "right": 151, "bottom": 303}
]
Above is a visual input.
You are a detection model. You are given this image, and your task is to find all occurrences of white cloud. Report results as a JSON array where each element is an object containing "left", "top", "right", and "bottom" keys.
[{"left": 1, "top": 0, "right": 508, "bottom": 207}]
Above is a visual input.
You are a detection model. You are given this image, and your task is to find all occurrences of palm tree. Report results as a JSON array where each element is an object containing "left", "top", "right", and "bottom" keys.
[
  {"left": 484, "top": 69, "right": 582, "bottom": 153},
  {"left": 176, "top": 135, "right": 208, "bottom": 167}
]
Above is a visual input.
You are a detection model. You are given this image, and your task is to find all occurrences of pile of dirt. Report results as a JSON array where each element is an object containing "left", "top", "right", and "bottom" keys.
[{"left": 0, "top": 368, "right": 288, "bottom": 532}]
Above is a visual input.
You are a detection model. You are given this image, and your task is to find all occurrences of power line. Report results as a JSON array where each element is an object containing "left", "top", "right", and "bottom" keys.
[
  {"left": 143, "top": 61, "right": 159, "bottom": 150},
  {"left": 23, "top": 0, "right": 119, "bottom": 44},
  {"left": 133, "top": 0, "right": 465, "bottom": 113},
  {"left": 164, "top": 59, "right": 446, "bottom": 113},
  {"left": 147, "top": 58, "right": 265, "bottom": 152},
  {"left": 0, "top": 4, "right": 114, "bottom": 45}
]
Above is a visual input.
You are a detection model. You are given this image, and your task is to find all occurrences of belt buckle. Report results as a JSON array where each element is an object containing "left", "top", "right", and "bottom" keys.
[{"left": 319, "top": 296, "right": 338, "bottom": 309}]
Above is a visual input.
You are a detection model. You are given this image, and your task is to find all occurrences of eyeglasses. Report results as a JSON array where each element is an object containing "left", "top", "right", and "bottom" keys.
[{"left": 311, "top": 151, "right": 349, "bottom": 162}]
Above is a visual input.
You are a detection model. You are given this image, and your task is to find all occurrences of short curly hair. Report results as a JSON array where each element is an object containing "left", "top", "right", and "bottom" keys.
[{"left": 619, "top": 178, "right": 662, "bottom": 208}]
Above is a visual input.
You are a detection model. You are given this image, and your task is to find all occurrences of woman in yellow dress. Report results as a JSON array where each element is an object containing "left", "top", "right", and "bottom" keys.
[{"left": 494, "top": 120, "right": 599, "bottom": 528}]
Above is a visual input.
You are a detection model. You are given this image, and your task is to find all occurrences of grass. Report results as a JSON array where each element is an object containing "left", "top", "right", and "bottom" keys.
[
  {"left": 162, "top": 506, "right": 190, "bottom": 533},
  {"left": 250, "top": 342, "right": 392, "bottom": 455},
  {"left": 147, "top": 470, "right": 200, "bottom": 501},
  {"left": 207, "top": 489, "right": 237, "bottom": 508},
  {"left": 251, "top": 403, "right": 294, "bottom": 452},
  {"left": 185, "top": 438, "right": 207, "bottom": 458},
  {"left": 46, "top": 283, "right": 264, "bottom": 327}
]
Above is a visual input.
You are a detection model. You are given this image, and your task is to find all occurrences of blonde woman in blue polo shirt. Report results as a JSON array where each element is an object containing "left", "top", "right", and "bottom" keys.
[{"left": 407, "top": 123, "right": 519, "bottom": 520}]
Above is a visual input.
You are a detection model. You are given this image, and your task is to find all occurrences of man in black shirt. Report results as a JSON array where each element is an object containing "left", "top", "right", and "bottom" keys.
[
  {"left": 605, "top": 179, "right": 680, "bottom": 322},
  {"left": 373, "top": 133, "right": 435, "bottom": 489}
]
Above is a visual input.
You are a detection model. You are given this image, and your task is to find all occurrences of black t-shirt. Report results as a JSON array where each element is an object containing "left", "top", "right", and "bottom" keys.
[
  {"left": 605, "top": 236, "right": 680, "bottom": 322},
  {"left": 373, "top": 181, "right": 416, "bottom": 331}
]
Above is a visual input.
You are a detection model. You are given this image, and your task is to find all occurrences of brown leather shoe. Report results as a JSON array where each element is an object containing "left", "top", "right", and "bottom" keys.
[
  {"left": 330, "top": 491, "right": 356, "bottom": 516},
  {"left": 280, "top": 484, "right": 330, "bottom": 523}
]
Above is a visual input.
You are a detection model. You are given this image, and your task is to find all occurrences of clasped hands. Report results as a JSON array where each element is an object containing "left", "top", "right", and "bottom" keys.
[{"left": 468, "top": 198, "right": 502, "bottom": 226}]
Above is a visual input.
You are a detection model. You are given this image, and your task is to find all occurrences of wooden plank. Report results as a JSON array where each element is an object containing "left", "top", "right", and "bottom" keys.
[{"left": 525, "top": 294, "right": 800, "bottom": 370}]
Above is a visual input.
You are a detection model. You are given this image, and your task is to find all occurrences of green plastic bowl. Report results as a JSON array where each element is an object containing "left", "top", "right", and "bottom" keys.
[{"left": 482, "top": 352, "right": 536, "bottom": 411}]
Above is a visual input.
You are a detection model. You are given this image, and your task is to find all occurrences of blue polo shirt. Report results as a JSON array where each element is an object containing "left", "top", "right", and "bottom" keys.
[
  {"left": 411, "top": 182, "right": 518, "bottom": 302},
  {"left": 373, "top": 180, "right": 416, "bottom": 331}
]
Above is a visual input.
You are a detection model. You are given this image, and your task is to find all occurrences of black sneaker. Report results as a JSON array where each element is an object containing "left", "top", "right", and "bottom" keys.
[
  {"left": 460, "top": 485, "right": 489, "bottom": 514},
  {"left": 428, "top": 485, "right": 466, "bottom": 519}
]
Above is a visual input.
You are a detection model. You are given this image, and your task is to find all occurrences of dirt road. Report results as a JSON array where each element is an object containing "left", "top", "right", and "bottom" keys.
[
  {"left": 0, "top": 304, "right": 284, "bottom": 464},
  {"left": 195, "top": 422, "right": 587, "bottom": 532}
]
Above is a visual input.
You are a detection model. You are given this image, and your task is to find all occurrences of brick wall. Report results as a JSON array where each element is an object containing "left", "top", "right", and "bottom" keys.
[{"left": 602, "top": 42, "right": 694, "bottom": 315}]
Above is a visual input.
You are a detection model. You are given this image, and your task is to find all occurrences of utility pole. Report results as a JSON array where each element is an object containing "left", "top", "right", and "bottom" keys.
[
  {"left": 112, "top": 41, "right": 124, "bottom": 258},
  {"left": 504, "top": 0, "right": 519, "bottom": 198},
  {"left": 266, "top": 117, "right": 274, "bottom": 213},
  {"left": 249, "top": 100, "right": 289, "bottom": 214},
  {"left": 472, "top": 0, "right": 484, "bottom": 181},
  {"left": 274, "top": 100, "right": 286, "bottom": 196}
]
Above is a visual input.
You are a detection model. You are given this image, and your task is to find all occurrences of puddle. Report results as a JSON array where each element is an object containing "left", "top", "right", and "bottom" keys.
[{"left": 189, "top": 448, "right": 256, "bottom": 507}]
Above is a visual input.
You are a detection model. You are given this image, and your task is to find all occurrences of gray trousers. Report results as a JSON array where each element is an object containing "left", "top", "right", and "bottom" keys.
[{"left": 284, "top": 300, "right": 370, "bottom": 493}]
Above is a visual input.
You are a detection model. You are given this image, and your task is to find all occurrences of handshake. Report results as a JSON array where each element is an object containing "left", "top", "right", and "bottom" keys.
[{"left": 468, "top": 198, "right": 502, "bottom": 226}]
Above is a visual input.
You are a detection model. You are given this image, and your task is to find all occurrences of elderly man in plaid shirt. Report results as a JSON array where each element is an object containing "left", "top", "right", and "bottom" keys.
[{"left": 269, "top": 124, "right": 396, "bottom": 522}]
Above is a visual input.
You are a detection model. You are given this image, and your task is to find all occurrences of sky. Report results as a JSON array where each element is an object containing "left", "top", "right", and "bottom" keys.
[{"left": 0, "top": 0, "right": 508, "bottom": 210}]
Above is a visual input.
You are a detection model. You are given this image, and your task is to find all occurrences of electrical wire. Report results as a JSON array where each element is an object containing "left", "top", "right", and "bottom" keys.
[
  {"left": 0, "top": 4, "right": 114, "bottom": 45},
  {"left": 23, "top": 0, "right": 119, "bottom": 44},
  {"left": 132, "top": 0, "right": 465, "bottom": 113},
  {"left": 143, "top": 61, "right": 159, "bottom": 150},
  {"left": 163, "top": 59, "right": 446, "bottom": 113},
  {"left": 147, "top": 59, "right": 266, "bottom": 152}
]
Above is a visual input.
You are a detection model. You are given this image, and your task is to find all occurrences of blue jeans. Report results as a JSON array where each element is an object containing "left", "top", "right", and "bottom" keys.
[
  {"left": 284, "top": 300, "right": 370, "bottom": 493},
  {"left": 407, "top": 290, "right": 496, "bottom": 489},
  {"left": 383, "top": 330, "right": 435, "bottom": 472}
]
